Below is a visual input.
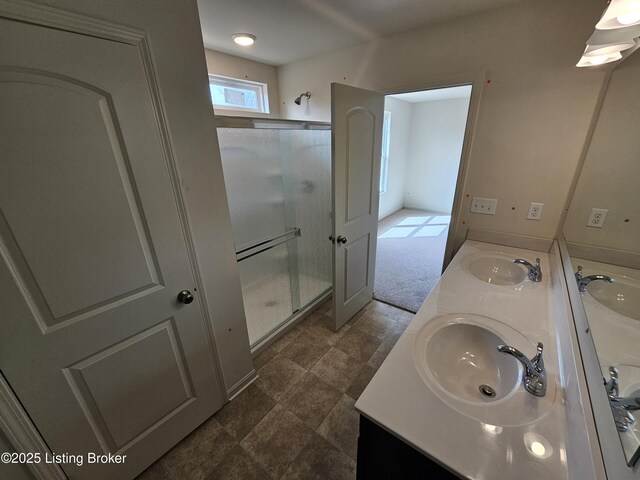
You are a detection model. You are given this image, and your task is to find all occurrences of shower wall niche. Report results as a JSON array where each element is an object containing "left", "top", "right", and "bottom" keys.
[{"left": 216, "top": 118, "right": 332, "bottom": 349}]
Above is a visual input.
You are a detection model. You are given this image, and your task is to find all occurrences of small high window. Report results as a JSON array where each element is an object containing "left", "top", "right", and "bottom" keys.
[
  {"left": 379, "top": 111, "right": 391, "bottom": 194},
  {"left": 208, "top": 74, "right": 270, "bottom": 114}
]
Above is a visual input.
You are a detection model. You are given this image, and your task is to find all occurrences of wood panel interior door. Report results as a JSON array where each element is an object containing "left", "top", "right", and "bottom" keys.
[
  {"left": 331, "top": 83, "right": 384, "bottom": 330},
  {"left": 0, "top": 14, "right": 223, "bottom": 480}
]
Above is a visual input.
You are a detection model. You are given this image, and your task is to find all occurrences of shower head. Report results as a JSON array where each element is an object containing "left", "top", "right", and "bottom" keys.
[{"left": 294, "top": 91, "right": 311, "bottom": 105}]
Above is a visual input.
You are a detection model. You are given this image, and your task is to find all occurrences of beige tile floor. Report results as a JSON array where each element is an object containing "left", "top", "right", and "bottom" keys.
[{"left": 136, "top": 299, "right": 413, "bottom": 480}]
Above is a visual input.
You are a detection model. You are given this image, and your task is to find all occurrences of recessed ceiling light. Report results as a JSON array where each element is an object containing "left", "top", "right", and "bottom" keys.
[{"left": 232, "top": 33, "right": 256, "bottom": 46}]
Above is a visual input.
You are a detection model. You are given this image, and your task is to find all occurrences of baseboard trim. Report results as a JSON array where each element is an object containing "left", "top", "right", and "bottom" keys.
[{"left": 226, "top": 369, "right": 257, "bottom": 401}]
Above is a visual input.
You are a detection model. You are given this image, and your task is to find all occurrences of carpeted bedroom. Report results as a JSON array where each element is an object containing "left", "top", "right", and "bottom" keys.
[{"left": 374, "top": 208, "right": 450, "bottom": 313}]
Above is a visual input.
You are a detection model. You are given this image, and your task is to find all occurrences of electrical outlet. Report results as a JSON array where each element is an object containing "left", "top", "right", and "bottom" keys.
[
  {"left": 470, "top": 197, "right": 498, "bottom": 215},
  {"left": 587, "top": 208, "right": 608, "bottom": 228},
  {"left": 527, "top": 203, "right": 544, "bottom": 220}
]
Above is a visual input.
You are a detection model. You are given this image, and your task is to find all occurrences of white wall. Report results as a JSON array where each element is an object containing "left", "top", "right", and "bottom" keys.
[
  {"left": 205, "top": 48, "right": 280, "bottom": 117},
  {"left": 277, "top": 0, "right": 609, "bottom": 251},
  {"left": 379, "top": 97, "right": 412, "bottom": 220},
  {"left": 404, "top": 97, "right": 470, "bottom": 214}
]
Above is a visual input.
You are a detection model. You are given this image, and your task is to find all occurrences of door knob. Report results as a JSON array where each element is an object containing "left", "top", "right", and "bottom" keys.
[
  {"left": 177, "top": 290, "right": 194, "bottom": 304},
  {"left": 329, "top": 235, "right": 335, "bottom": 244},
  {"left": 336, "top": 235, "right": 347, "bottom": 245}
]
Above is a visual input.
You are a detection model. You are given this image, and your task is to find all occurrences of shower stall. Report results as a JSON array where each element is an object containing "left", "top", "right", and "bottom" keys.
[{"left": 216, "top": 117, "right": 332, "bottom": 350}]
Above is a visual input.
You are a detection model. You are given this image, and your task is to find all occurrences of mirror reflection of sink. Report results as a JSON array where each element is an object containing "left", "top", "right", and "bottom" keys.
[
  {"left": 462, "top": 253, "right": 528, "bottom": 285},
  {"left": 426, "top": 323, "right": 520, "bottom": 403},
  {"left": 601, "top": 364, "right": 640, "bottom": 399},
  {"left": 587, "top": 277, "right": 640, "bottom": 321},
  {"left": 601, "top": 363, "right": 640, "bottom": 464},
  {"left": 413, "top": 314, "right": 556, "bottom": 426}
]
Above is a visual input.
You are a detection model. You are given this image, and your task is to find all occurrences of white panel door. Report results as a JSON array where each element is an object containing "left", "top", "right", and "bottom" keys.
[
  {"left": 332, "top": 83, "right": 384, "bottom": 330},
  {"left": 0, "top": 16, "right": 223, "bottom": 480}
]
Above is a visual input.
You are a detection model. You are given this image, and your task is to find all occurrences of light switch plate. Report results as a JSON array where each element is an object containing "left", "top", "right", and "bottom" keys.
[
  {"left": 470, "top": 197, "right": 497, "bottom": 215},
  {"left": 587, "top": 208, "right": 608, "bottom": 228},
  {"left": 527, "top": 203, "right": 544, "bottom": 220}
]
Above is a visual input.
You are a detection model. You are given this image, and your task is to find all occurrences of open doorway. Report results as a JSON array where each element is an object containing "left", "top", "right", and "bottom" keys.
[{"left": 374, "top": 85, "right": 472, "bottom": 312}]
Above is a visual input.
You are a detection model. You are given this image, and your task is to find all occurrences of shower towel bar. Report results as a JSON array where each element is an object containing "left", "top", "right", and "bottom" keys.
[{"left": 236, "top": 228, "right": 301, "bottom": 262}]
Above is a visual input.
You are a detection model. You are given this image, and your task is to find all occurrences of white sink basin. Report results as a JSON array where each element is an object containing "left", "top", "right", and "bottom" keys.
[
  {"left": 413, "top": 314, "right": 556, "bottom": 426},
  {"left": 462, "top": 253, "right": 528, "bottom": 285},
  {"left": 426, "top": 323, "right": 520, "bottom": 403},
  {"left": 587, "top": 276, "right": 640, "bottom": 321}
]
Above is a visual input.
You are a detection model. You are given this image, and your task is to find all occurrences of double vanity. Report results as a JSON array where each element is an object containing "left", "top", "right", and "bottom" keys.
[
  {"left": 356, "top": 240, "right": 598, "bottom": 479},
  {"left": 356, "top": 44, "right": 640, "bottom": 480}
]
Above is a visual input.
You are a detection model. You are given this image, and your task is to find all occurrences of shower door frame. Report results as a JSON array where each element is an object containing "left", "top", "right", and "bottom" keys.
[
  {"left": 215, "top": 115, "right": 332, "bottom": 353},
  {"left": 214, "top": 115, "right": 331, "bottom": 131}
]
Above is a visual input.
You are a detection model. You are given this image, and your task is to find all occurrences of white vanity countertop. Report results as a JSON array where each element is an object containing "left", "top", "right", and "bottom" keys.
[{"left": 355, "top": 240, "right": 573, "bottom": 480}]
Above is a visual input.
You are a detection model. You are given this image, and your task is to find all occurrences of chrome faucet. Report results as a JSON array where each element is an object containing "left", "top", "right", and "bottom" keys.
[
  {"left": 575, "top": 265, "right": 614, "bottom": 293},
  {"left": 513, "top": 257, "right": 542, "bottom": 282},
  {"left": 604, "top": 366, "right": 640, "bottom": 432},
  {"left": 497, "top": 342, "right": 546, "bottom": 397}
]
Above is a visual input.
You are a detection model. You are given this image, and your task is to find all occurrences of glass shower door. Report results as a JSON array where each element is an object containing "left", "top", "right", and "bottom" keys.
[
  {"left": 218, "top": 128, "right": 295, "bottom": 344},
  {"left": 217, "top": 122, "right": 331, "bottom": 348},
  {"left": 287, "top": 130, "right": 332, "bottom": 307}
]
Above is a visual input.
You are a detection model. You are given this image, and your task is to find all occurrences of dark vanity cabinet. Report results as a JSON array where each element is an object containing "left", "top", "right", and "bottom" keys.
[{"left": 357, "top": 416, "right": 463, "bottom": 480}]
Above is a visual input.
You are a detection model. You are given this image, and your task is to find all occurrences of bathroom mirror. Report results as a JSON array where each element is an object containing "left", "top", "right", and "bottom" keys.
[{"left": 562, "top": 50, "right": 640, "bottom": 470}]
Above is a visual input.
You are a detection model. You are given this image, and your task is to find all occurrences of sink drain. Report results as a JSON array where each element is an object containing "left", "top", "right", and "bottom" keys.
[{"left": 479, "top": 384, "right": 496, "bottom": 398}]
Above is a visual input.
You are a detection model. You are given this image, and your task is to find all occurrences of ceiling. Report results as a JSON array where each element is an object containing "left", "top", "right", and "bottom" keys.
[
  {"left": 390, "top": 85, "right": 473, "bottom": 103},
  {"left": 197, "top": 0, "right": 527, "bottom": 66}
]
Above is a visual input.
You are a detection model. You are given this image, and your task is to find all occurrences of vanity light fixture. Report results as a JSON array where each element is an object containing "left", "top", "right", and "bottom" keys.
[
  {"left": 583, "top": 40, "right": 636, "bottom": 56},
  {"left": 576, "top": 50, "right": 623, "bottom": 67},
  {"left": 577, "top": 4, "right": 640, "bottom": 67},
  {"left": 232, "top": 33, "right": 256, "bottom": 46},
  {"left": 596, "top": 0, "right": 640, "bottom": 29}
]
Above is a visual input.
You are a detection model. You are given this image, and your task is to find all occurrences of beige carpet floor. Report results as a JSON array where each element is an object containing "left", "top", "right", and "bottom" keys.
[{"left": 373, "top": 209, "right": 449, "bottom": 313}]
